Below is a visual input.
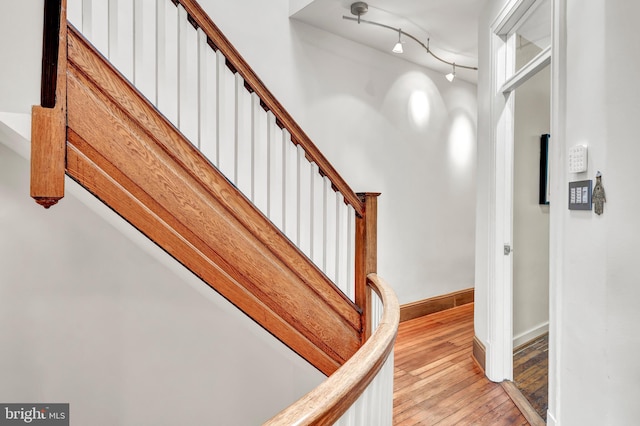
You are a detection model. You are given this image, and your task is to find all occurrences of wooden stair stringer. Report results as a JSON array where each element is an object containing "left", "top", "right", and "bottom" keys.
[{"left": 63, "top": 25, "right": 361, "bottom": 376}]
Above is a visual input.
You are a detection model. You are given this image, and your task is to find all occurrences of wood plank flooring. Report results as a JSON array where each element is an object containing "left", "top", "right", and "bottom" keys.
[
  {"left": 513, "top": 334, "right": 548, "bottom": 421},
  {"left": 393, "top": 303, "right": 529, "bottom": 425}
]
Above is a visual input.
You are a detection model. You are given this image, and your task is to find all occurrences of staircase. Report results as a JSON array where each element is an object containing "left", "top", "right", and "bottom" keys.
[{"left": 31, "top": 0, "right": 398, "bottom": 423}]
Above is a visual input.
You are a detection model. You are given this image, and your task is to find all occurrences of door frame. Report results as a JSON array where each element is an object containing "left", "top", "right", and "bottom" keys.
[{"left": 486, "top": 0, "right": 553, "bottom": 382}]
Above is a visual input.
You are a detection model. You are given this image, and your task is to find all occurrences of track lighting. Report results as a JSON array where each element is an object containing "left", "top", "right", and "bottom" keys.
[
  {"left": 344, "top": 2, "right": 478, "bottom": 75},
  {"left": 446, "top": 64, "right": 456, "bottom": 82},
  {"left": 350, "top": 1, "right": 368, "bottom": 24},
  {"left": 392, "top": 29, "right": 403, "bottom": 53}
]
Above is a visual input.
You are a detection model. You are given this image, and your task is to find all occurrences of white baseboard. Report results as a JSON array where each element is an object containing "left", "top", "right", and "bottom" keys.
[
  {"left": 513, "top": 321, "right": 549, "bottom": 349},
  {"left": 0, "top": 113, "right": 31, "bottom": 159},
  {"left": 547, "top": 410, "right": 558, "bottom": 426}
]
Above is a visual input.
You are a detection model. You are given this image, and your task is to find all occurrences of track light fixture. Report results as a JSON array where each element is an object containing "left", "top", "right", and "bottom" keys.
[
  {"left": 350, "top": 1, "right": 368, "bottom": 23},
  {"left": 446, "top": 64, "right": 456, "bottom": 82},
  {"left": 345, "top": 2, "right": 478, "bottom": 78},
  {"left": 392, "top": 29, "right": 403, "bottom": 53}
]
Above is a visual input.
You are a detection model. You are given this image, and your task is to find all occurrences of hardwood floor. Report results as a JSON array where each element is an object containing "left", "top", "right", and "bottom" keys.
[
  {"left": 393, "top": 303, "right": 529, "bottom": 425},
  {"left": 513, "top": 334, "right": 548, "bottom": 421}
]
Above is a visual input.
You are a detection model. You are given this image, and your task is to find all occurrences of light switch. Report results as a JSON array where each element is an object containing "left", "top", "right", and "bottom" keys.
[{"left": 568, "top": 144, "right": 588, "bottom": 173}]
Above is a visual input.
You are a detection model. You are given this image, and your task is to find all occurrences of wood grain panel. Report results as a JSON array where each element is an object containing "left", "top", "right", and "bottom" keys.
[
  {"left": 174, "top": 0, "right": 364, "bottom": 217},
  {"left": 66, "top": 135, "right": 340, "bottom": 374},
  {"left": 65, "top": 26, "right": 361, "bottom": 374},
  {"left": 66, "top": 27, "right": 359, "bottom": 329},
  {"left": 31, "top": 0, "right": 67, "bottom": 208}
]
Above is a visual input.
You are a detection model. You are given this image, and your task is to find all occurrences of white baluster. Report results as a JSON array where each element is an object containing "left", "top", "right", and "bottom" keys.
[
  {"left": 109, "top": 0, "right": 134, "bottom": 81},
  {"left": 324, "top": 176, "right": 336, "bottom": 280},
  {"left": 267, "top": 113, "right": 284, "bottom": 230},
  {"left": 251, "top": 93, "right": 268, "bottom": 212},
  {"left": 67, "top": 0, "right": 83, "bottom": 30},
  {"left": 133, "top": 0, "right": 157, "bottom": 104},
  {"left": 371, "top": 372, "right": 381, "bottom": 425},
  {"left": 157, "top": 0, "right": 179, "bottom": 126},
  {"left": 235, "top": 74, "right": 253, "bottom": 195},
  {"left": 217, "top": 55, "right": 236, "bottom": 178},
  {"left": 374, "top": 361, "right": 383, "bottom": 425},
  {"left": 283, "top": 130, "right": 299, "bottom": 244},
  {"left": 335, "top": 405, "right": 355, "bottom": 426},
  {"left": 310, "top": 162, "right": 325, "bottom": 268},
  {"left": 355, "top": 385, "right": 373, "bottom": 426},
  {"left": 199, "top": 34, "right": 218, "bottom": 165},
  {"left": 297, "top": 146, "right": 312, "bottom": 257},
  {"left": 335, "top": 193, "right": 348, "bottom": 294},
  {"left": 82, "top": 0, "right": 109, "bottom": 57},
  {"left": 382, "top": 352, "right": 394, "bottom": 424},
  {"left": 347, "top": 207, "right": 356, "bottom": 301},
  {"left": 177, "top": 5, "right": 199, "bottom": 145}
]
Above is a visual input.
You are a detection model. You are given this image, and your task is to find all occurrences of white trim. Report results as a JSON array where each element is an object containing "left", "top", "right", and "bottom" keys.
[
  {"left": 486, "top": 16, "right": 515, "bottom": 382},
  {"left": 501, "top": 45, "right": 552, "bottom": 93},
  {"left": 485, "top": 26, "right": 502, "bottom": 383},
  {"left": 548, "top": 0, "right": 565, "bottom": 424},
  {"left": 513, "top": 321, "right": 549, "bottom": 348},
  {"left": 487, "top": 0, "right": 552, "bottom": 383},
  {"left": 493, "top": 0, "right": 538, "bottom": 36},
  {"left": 288, "top": 0, "right": 314, "bottom": 16}
]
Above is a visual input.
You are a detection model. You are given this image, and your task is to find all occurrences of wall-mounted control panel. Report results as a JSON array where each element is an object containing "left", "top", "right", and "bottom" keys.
[
  {"left": 568, "top": 180, "right": 592, "bottom": 210},
  {"left": 568, "top": 144, "right": 588, "bottom": 173}
]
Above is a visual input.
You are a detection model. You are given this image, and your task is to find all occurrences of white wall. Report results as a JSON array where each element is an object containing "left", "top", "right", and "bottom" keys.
[
  {"left": 0, "top": 3, "right": 324, "bottom": 423},
  {"left": 513, "top": 61, "right": 550, "bottom": 347},
  {"left": 0, "top": 131, "right": 323, "bottom": 425},
  {"left": 477, "top": 0, "right": 640, "bottom": 424},
  {"left": 554, "top": 0, "right": 640, "bottom": 424},
  {"left": 0, "top": 0, "right": 42, "bottom": 114},
  {"left": 200, "top": 0, "right": 478, "bottom": 304}
]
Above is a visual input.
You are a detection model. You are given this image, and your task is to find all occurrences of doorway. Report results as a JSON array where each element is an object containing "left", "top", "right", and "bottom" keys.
[
  {"left": 512, "top": 59, "right": 550, "bottom": 420},
  {"left": 486, "top": 0, "right": 553, "bottom": 418}
]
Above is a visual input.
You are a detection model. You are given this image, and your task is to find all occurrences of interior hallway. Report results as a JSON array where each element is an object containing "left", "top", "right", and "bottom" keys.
[{"left": 393, "top": 303, "right": 529, "bottom": 425}]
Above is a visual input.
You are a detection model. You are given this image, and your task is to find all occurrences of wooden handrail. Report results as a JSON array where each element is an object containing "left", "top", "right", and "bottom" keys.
[
  {"left": 175, "top": 0, "right": 364, "bottom": 217},
  {"left": 264, "top": 273, "right": 399, "bottom": 426}
]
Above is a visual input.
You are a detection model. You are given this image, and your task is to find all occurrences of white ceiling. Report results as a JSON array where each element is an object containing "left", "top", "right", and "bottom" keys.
[{"left": 290, "top": 0, "right": 485, "bottom": 83}]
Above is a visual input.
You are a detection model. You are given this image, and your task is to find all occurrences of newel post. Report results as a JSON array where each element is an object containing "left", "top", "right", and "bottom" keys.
[
  {"left": 31, "top": 0, "right": 67, "bottom": 208},
  {"left": 355, "top": 192, "right": 380, "bottom": 342}
]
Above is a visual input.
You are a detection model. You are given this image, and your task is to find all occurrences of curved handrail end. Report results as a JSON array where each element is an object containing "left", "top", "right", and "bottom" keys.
[{"left": 264, "top": 273, "right": 399, "bottom": 426}]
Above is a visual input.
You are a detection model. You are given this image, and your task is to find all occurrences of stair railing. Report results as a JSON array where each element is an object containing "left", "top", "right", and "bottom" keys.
[
  {"left": 65, "top": 0, "right": 373, "bottom": 313},
  {"left": 32, "top": 0, "right": 399, "bottom": 422},
  {"left": 265, "top": 273, "right": 398, "bottom": 426}
]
